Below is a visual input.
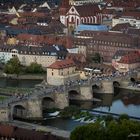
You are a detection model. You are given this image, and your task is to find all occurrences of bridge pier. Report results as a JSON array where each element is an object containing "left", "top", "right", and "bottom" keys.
[
  {"left": 27, "top": 99, "right": 43, "bottom": 119},
  {"left": 80, "top": 86, "right": 93, "bottom": 100},
  {"left": 93, "top": 81, "right": 114, "bottom": 94},
  {"left": 55, "top": 92, "right": 69, "bottom": 109}
]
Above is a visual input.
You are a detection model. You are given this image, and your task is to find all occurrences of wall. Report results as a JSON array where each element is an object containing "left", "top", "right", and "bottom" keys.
[
  {"left": 18, "top": 54, "right": 57, "bottom": 67},
  {"left": 47, "top": 66, "right": 79, "bottom": 85}
]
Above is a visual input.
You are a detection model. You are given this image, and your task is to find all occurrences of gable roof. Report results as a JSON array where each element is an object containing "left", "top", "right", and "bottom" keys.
[
  {"left": 47, "top": 59, "right": 75, "bottom": 69},
  {"left": 113, "top": 50, "right": 140, "bottom": 64},
  {"left": 119, "top": 51, "right": 140, "bottom": 64},
  {"left": 66, "top": 4, "right": 100, "bottom": 17},
  {"left": 75, "top": 4, "right": 100, "bottom": 17}
]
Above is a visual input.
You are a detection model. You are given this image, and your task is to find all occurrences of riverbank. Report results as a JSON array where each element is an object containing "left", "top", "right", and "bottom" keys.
[
  {"left": 7, "top": 120, "right": 70, "bottom": 140},
  {"left": 0, "top": 73, "right": 45, "bottom": 80},
  {"left": 120, "top": 86, "right": 140, "bottom": 93},
  {"left": 0, "top": 87, "right": 34, "bottom": 96}
]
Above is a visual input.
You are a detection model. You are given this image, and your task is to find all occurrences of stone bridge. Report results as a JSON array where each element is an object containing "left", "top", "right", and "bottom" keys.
[{"left": 0, "top": 72, "right": 137, "bottom": 122}]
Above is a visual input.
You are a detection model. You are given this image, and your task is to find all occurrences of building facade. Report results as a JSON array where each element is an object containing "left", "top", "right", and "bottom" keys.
[
  {"left": 60, "top": 1, "right": 103, "bottom": 32},
  {"left": 74, "top": 31, "right": 140, "bottom": 62},
  {"left": 47, "top": 59, "right": 80, "bottom": 85},
  {"left": 112, "top": 50, "right": 140, "bottom": 72},
  {"left": 0, "top": 45, "right": 68, "bottom": 67}
]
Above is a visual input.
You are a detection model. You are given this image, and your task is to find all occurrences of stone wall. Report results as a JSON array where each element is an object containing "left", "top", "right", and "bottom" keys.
[
  {"left": 54, "top": 92, "right": 69, "bottom": 109},
  {"left": 27, "top": 99, "right": 43, "bottom": 119},
  {"left": 93, "top": 81, "right": 114, "bottom": 94},
  {"left": 80, "top": 86, "right": 93, "bottom": 100}
]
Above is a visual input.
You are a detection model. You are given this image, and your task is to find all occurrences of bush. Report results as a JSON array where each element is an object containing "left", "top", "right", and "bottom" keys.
[
  {"left": 70, "top": 120, "right": 140, "bottom": 140},
  {"left": 118, "top": 114, "right": 129, "bottom": 121},
  {"left": 25, "top": 62, "right": 45, "bottom": 74},
  {"left": 60, "top": 106, "right": 80, "bottom": 119},
  {"left": 105, "top": 115, "right": 114, "bottom": 122}
]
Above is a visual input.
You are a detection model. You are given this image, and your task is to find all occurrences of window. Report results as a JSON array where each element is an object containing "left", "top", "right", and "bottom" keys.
[{"left": 71, "top": 17, "right": 74, "bottom": 22}]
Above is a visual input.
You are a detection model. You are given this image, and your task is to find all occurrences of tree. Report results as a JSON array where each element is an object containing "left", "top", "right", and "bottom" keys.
[
  {"left": 118, "top": 114, "right": 129, "bottom": 121},
  {"left": 92, "top": 53, "right": 102, "bottom": 63},
  {"left": 4, "top": 57, "right": 21, "bottom": 76},
  {"left": 70, "top": 122, "right": 106, "bottom": 140},
  {"left": 60, "top": 106, "right": 80, "bottom": 119},
  {"left": 107, "top": 120, "right": 140, "bottom": 140},
  {"left": 25, "top": 62, "right": 45, "bottom": 74},
  {"left": 70, "top": 120, "right": 140, "bottom": 140}
]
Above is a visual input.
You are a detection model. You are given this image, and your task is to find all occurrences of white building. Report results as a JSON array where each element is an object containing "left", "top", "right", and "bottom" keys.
[
  {"left": 0, "top": 45, "right": 68, "bottom": 67},
  {"left": 112, "top": 16, "right": 140, "bottom": 29},
  {"left": 60, "top": 4, "right": 102, "bottom": 31}
]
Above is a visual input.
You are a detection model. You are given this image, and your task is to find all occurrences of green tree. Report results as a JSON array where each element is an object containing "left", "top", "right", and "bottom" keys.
[
  {"left": 92, "top": 53, "right": 102, "bottom": 63},
  {"left": 4, "top": 57, "right": 21, "bottom": 76},
  {"left": 60, "top": 106, "right": 80, "bottom": 119},
  {"left": 107, "top": 120, "right": 140, "bottom": 140},
  {"left": 118, "top": 114, "right": 129, "bottom": 121},
  {"left": 26, "top": 62, "right": 45, "bottom": 74},
  {"left": 70, "top": 122, "right": 106, "bottom": 140},
  {"left": 70, "top": 119, "right": 140, "bottom": 140}
]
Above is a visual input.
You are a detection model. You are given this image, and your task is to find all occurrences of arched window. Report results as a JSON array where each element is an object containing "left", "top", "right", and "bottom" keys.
[{"left": 71, "top": 16, "right": 74, "bottom": 22}]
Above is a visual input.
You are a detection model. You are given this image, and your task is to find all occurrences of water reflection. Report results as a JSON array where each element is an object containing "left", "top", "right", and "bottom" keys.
[
  {"left": 70, "top": 90, "right": 140, "bottom": 118},
  {"left": 40, "top": 118, "right": 85, "bottom": 131},
  {"left": 0, "top": 77, "right": 42, "bottom": 88}
]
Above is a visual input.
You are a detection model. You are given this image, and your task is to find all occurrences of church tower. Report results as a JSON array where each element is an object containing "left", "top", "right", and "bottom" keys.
[{"left": 59, "top": 0, "right": 70, "bottom": 25}]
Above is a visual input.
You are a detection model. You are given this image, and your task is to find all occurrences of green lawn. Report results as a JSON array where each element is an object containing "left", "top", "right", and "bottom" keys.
[
  {"left": 0, "top": 96, "right": 8, "bottom": 101},
  {"left": 0, "top": 87, "right": 34, "bottom": 95}
]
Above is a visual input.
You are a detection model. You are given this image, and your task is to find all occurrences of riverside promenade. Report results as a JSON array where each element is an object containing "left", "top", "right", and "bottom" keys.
[
  {"left": 120, "top": 86, "right": 140, "bottom": 93},
  {"left": 7, "top": 120, "right": 70, "bottom": 139}
]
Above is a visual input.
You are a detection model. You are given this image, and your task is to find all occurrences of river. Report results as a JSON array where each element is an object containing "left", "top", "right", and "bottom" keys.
[
  {"left": 40, "top": 90, "right": 140, "bottom": 131},
  {"left": 0, "top": 78, "right": 140, "bottom": 131},
  {"left": 0, "top": 77, "right": 42, "bottom": 88}
]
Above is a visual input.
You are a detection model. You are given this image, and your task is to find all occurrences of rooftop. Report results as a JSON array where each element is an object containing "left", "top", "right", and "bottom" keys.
[{"left": 47, "top": 59, "right": 75, "bottom": 69}]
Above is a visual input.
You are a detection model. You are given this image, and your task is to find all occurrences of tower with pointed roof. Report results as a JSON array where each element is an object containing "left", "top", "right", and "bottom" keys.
[{"left": 59, "top": 0, "right": 70, "bottom": 27}]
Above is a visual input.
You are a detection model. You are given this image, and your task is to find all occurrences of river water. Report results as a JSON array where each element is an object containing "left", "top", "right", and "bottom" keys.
[
  {"left": 0, "top": 78, "right": 140, "bottom": 131},
  {"left": 0, "top": 77, "right": 42, "bottom": 88},
  {"left": 40, "top": 90, "right": 140, "bottom": 131}
]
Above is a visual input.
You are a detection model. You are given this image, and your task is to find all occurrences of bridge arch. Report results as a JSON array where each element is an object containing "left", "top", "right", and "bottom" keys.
[
  {"left": 92, "top": 84, "right": 100, "bottom": 89},
  {"left": 42, "top": 97, "right": 55, "bottom": 109},
  {"left": 113, "top": 81, "right": 120, "bottom": 88},
  {"left": 12, "top": 105, "right": 27, "bottom": 119},
  {"left": 68, "top": 90, "right": 80, "bottom": 100},
  {"left": 130, "top": 77, "right": 136, "bottom": 83}
]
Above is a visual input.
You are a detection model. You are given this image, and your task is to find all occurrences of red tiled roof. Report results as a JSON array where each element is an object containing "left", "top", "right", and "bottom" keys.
[
  {"left": 17, "top": 34, "right": 74, "bottom": 48},
  {"left": 75, "top": 4, "right": 100, "bottom": 17},
  {"left": 47, "top": 59, "right": 75, "bottom": 69},
  {"left": 121, "top": 11, "right": 140, "bottom": 20},
  {"left": 119, "top": 51, "right": 140, "bottom": 64},
  {"left": 0, "top": 124, "right": 14, "bottom": 137},
  {"left": 0, "top": 124, "right": 56, "bottom": 140},
  {"left": 66, "top": 53, "right": 86, "bottom": 63}
]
